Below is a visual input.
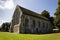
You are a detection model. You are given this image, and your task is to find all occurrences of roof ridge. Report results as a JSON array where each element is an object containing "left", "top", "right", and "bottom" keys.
[{"left": 17, "top": 5, "right": 49, "bottom": 21}]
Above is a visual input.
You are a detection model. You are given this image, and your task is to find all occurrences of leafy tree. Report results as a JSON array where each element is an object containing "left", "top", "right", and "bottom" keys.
[
  {"left": 58, "top": 0, "right": 60, "bottom": 5},
  {"left": 41, "top": 10, "right": 55, "bottom": 29},
  {"left": 50, "top": 17, "right": 55, "bottom": 28},
  {"left": 50, "top": 17, "right": 54, "bottom": 25},
  {"left": 54, "top": 6, "right": 60, "bottom": 15},
  {"left": 1, "top": 22, "right": 11, "bottom": 32},
  {"left": 41, "top": 10, "right": 50, "bottom": 19},
  {"left": 54, "top": 0, "right": 60, "bottom": 29}
]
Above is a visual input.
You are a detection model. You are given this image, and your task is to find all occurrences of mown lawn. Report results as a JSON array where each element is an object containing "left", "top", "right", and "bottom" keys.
[{"left": 0, "top": 32, "right": 60, "bottom": 40}]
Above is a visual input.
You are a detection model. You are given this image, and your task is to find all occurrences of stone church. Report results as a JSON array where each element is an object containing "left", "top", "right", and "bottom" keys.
[{"left": 10, "top": 5, "right": 52, "bottom": 34}]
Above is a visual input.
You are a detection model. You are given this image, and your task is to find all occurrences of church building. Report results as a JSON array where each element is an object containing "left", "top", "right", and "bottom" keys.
[{"left": 10, "top": 5, "right": 52, "bottom": 34}]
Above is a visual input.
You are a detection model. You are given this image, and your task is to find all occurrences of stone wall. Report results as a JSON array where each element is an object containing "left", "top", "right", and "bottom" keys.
[
  {"left": 10, "top": 6, "right": 21, "bottom": 33},
  {"left": 13, "top": 24, "right": 19, "bottom": 33},
  {"left": 20, "top": 13, "right": 52, "bottom": 34},
  {"left": 10, "top": 5, "right": 52, "bottom": 34}
]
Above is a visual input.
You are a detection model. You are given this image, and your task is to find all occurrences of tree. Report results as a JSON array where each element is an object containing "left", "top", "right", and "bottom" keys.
[
  {"left": 41, "top": 10, "right": 55, "bottom": 29},
  {"left": 54, "top": 0, "right": 60, "bottom": 29},
  {"left": 50, "top": 17, "right": 54, "bottom": 24},
  {"left": 41, "top": 10, "right": 50, "bottom": 19},
  {"left": 58, "top": 0, "right": 60, "bottom": 5},
  {"left": 50, "top": 17, "right": 55, "bottom": 28},
  {"left": 1, "top": 22, "right": 11, "bottom": 32}
]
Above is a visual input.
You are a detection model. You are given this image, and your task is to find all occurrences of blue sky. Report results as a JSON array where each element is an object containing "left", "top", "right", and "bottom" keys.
[{"left": 0, "top": 0, "right": 58, "bottom": 26}]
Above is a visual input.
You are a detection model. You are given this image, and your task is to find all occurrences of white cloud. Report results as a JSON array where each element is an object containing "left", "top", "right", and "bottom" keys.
[
  {"left": 0, "top": 18, "right": 4, "bottom": 26},
  {"left": 0, "top": 18, "right": 10, "bottom": 26},
  {"left": 0, "top": 0, "right": 14, "bottom": 9}
]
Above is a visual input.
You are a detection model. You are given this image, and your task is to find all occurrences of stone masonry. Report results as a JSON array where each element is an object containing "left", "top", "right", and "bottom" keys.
[{"left": 10, "top": 5, "right": 52, "bottom": 34}]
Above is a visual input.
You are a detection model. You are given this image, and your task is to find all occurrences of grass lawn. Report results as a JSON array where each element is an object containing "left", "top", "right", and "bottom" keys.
[{"left": 0, "top": 32, "right": 60, "bottom": 40}]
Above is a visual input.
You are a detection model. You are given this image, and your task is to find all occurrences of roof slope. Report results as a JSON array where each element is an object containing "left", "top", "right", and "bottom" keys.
[{"left": 17, "top": 5, "right": 49, "bottom": 21}]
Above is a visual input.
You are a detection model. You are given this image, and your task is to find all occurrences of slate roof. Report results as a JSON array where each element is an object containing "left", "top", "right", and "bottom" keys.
[{"left": 17, "top": 5, "right": 49, "bottom": 21}]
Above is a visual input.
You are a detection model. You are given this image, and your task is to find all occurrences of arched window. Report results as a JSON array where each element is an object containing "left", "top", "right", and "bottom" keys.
[
  {"left": 24, "top": 17, "right": 29, "bottom": 27},
  {"left": 33, "top": 20, "right": 35, "bottom": 28},
  {"left": 42, "top": 22, "right": 45, "bottom": 28},
  {"left": 24, "top": 17, "right": 29, "bottom": 33},
  {"left": 46, "top": 23, "right": 48, "bottom": 29},
  {"left": 38, "top": 21, "right": 40, "bottom": 28}
]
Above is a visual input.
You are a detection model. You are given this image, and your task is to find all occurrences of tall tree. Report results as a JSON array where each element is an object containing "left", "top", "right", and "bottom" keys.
[
  {"left": 41, "top": 10, "right": 50, "bottom": 19},
  {"left": 54, "top": 0, "right": 60, "bottom": 29}
]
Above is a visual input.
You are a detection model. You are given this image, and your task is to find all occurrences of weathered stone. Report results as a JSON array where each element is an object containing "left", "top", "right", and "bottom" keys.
[{"left": 10, "top": 5, "right": 52, "bottom": 34}]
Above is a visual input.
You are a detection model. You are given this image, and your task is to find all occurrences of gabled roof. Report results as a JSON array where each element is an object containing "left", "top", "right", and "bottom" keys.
[{"left": 17, "top": 5, "right": 49, "bottom": 21}]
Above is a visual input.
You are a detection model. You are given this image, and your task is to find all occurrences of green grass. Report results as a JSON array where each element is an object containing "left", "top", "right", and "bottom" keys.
[{"left": 0, "top": 32, "right": 60, "bottom": 40}]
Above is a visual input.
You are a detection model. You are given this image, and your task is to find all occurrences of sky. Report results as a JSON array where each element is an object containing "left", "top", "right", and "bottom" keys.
[{"left": 0, "top": 0, "right": 58, "bottom": 26}]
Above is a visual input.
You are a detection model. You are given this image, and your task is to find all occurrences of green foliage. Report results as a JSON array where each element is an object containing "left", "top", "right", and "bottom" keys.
[
  {"left": 55, "top": 6, "right": 60, "bottom": 16},
  {"left": 54, "top": 15, "right": 60, "bottom": 27},
  {"left": 58, "top": 0, "right": 60, "bottom": 5},
  {"left": 41, "top": 10, "right": 55, "bottom": 28},
  {"left": 50, "top": 17, "right": 54, "bottom": 25},
  {"left": 54, "top": 0, "right": 60, "bottom": 28},
  {"left": 1, "top": 22, "right": 11, "bottom": 32},
  {"left": 41, "top": 10, "right": 50, "bottom": 19},
  {"left": 55, "top": 0, "right": 60, "bottom": 16},
  {"left": 50, "top": 17, "right": 55, "bottom": 28}
]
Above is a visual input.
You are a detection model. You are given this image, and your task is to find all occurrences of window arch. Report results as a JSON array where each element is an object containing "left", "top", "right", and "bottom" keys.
[
  {"left": 32, "top": 20, "right": 35, "bottom": 28},
  {"left": 24, "top": 17, "right": 29, "bottom": 27},
  {"left": 24, "top": 17, "right": 29, "bottom": 33},
  {"left": 38, "top": 21, "right": 40, "bottom": 28},
  {"left": 42, "top": 22, "right": 45, "bottom": 28}
]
